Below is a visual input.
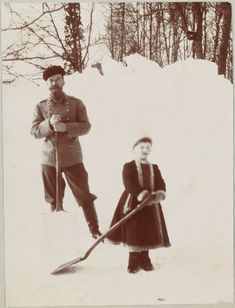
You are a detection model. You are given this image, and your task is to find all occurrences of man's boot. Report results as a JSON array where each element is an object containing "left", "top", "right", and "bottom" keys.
[
  {"left": 82, "top": 203, "right": 102, "bottom": 239},
  {"left": 127, "top": 252, "right": 140, "bottom": 273},
  {"left": 140, "top": 250, "right": 154, "bottom": 271}
]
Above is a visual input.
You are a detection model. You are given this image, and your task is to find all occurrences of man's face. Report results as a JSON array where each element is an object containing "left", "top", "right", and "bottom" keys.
[
  {"left": 47, "top": 74, "right": 65, "bottom": 96},
  {"left": 133, "top": 142, "right": 152, "bottom": 160}
]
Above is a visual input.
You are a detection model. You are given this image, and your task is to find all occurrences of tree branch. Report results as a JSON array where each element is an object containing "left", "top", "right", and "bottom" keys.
[
  {"left": 2, "top": 4, "right": 64, "bottom": 31},
  {"left": 2, "top": 55, "right": 58, "bottom": 61}
]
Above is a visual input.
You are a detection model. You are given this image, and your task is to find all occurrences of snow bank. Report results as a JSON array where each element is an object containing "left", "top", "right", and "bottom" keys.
[{"left": 3, "top": 54, "right": 233, "bottom": 305}]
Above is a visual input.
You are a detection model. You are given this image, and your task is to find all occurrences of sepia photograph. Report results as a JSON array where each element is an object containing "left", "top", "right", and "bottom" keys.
[{"left": 1, "top": 1, "right": 233, "bottom": 307}]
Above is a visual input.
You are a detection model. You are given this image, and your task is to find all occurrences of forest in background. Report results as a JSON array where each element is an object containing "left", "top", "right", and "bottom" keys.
[{"left": 2, "top": 2, "right": 233, "bottom": 83}]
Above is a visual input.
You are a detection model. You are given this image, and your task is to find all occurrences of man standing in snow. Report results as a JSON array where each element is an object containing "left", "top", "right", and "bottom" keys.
[{"left": 31, "top": 65, "right": 102, "bottom": 239}]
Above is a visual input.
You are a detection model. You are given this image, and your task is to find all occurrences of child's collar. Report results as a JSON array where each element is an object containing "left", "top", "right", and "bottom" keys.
[{"left": 135, "top": 158, "right": 150, "bottom": 164}]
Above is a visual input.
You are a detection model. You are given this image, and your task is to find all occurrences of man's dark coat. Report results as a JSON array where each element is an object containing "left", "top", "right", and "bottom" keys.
[{"left": 31, "top": 94, "right": 90, "bottom": 167}]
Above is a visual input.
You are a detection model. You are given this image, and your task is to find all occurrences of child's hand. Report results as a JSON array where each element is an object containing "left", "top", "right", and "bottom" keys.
[
  {"left": 143, "top": 192, "right": 153, "bottom": 202},
  {"left": 137, "top": 190, "right": 149, "bottom": 202},
  {"left": 149, "top": 191, "right": 166, "bottom": 206}
]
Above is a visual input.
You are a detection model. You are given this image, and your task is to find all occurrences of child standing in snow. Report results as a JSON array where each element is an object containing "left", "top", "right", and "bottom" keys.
[{"left": 107, "top": 134, "right": 170, "bottom": 273}]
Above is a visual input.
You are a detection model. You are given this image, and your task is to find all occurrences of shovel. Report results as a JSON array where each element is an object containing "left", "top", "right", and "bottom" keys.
[
  {"left": 51, "top": 194, "right": 155, "bottom": 274},
  {"left": 54, "top": 131, "right": 63, "bottom": 211}
]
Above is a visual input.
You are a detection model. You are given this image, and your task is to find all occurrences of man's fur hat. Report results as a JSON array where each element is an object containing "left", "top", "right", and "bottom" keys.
[{"left": 43, "top": 65, "right": 65, "bottom": 81}]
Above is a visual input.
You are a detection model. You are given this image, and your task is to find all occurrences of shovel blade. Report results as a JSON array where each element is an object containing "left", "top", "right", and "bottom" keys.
[{"left": 51, "top": 256, "right": 84, "bottom": 275}]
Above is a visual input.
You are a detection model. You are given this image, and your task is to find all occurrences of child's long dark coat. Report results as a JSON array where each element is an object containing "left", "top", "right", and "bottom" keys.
[{"left": 107, "top": 160, "right": 170, "bottom": 250}]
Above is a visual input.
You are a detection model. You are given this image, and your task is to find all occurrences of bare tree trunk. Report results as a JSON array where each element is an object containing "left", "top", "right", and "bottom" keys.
[
  {"left": 192, "top": 2, "right": 203, "bottom": 59},
  {"left": 170, "top": 3, "right": 180, "bottom": 63},
  {"left": 161, "top": 7, "right": 170, "bottom": 64},
  {"left": 142, "top": 3, "right": 146, "bottom": 56},
  {"left": 186, "top": 38, "right": 190, "bottom": 58},
  {"left": 172, "top": 27, "right": 178, "bottom": 62},
  {"left": 218, "top": 2, "right": 232, "bottom": 76},
  {"left": 120, "top": 3, "right": 125, "bottom": 61},
  {"left": 213, "top": 3, "right": 223, "bottom": 62},
  {"left": 149, "top": 3, "right": 153, "bottom": 60},
  {"left": 203, "top": 3, "right": 207, "bottom": 59},
  {"left": 154, "top": 6, "right": 161, "bottom": 64},
  {"left": 168, "top": 25, "right": 172, "bottom": 62},
  {"left": 136, "top": 2, "right": 140, "bottom": 53},
  {"left": 159, "top": 3, "right": 170, "bottom": 64},
  {"left": 110, "top": 4, "right": 114, "bottom": 59}
]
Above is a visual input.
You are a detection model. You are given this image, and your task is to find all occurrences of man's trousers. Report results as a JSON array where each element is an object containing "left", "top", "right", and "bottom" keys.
[{"left": 41, "top": 163, "right": 100, "bottom": 234}]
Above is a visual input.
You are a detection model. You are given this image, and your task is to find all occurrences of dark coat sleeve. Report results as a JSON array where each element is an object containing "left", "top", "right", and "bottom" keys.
[
  {"left": 154, "top": 164, "right": 166, "bottom": 192},
  {"left": 31, "top": 104, "right": 54, "bottom": 139},
  {"left": 65, "top": 100, "right": 91, "bottom": 137},
  {"left": 122, "top": 163, "right": 144, "bottom": 198}
]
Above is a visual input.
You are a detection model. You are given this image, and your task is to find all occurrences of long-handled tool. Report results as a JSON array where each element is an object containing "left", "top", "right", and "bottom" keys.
[
  {"left": 54, "top": 131, "right": 63, "bottom": 211},
  {"left": 51, "top": 194, "right": 155, "bottom": 274}
]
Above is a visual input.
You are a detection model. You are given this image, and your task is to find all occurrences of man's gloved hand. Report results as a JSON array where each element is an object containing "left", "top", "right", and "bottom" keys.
[
  {"left": 53, "top": 122, "right": 67, "bottom": 132},
  {"left": 50, "top": 114, "right": 61, "bottom": 126},
  {"left": 49, "top": 114, "right": 67, "bottom": 132}
]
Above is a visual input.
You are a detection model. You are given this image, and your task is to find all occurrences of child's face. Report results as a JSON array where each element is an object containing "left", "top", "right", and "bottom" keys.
[{"left": 133, "top": 142, "right": 152, "bottom": 160}]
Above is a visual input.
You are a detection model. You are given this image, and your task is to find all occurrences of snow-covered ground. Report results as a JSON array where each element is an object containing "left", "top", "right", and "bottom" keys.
[{"left": 3, "top": 54, "right": 233, "bottom": 306}]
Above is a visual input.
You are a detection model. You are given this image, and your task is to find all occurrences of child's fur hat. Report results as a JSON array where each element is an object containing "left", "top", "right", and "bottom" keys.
[{"left": 132, "top": 130, "right": 152, "bottom": 148}]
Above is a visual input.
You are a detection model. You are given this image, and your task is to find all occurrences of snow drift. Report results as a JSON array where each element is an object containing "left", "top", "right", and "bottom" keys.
[{"left": 3, "top": 54, "right": 233, "bottom": 306}]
